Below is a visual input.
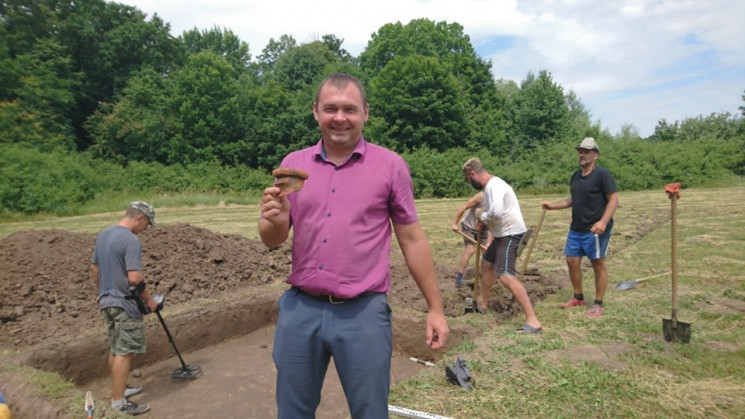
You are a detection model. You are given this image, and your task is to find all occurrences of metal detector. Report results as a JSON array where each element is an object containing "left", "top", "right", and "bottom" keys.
[{"left": 151, "top": 294, "right": 203, "bottom": 379}]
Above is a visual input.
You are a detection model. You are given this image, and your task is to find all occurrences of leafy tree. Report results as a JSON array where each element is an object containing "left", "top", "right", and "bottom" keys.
[
  {"left": 564, "top": 89, "right": 604, "bottom": 139},
  {"left": 238, "top": 77, "right": 318, "bottom": 170},
  {"left": 369, "top": 55, "right": 468, "bottom": 151},
  {"left": 676, "top": 112, "right": 741, "bottom": 142},
  {"left": 495, "top": 78, "right": 520, "bottom": 101},
  {"left": 321, "top": 34, "right": 354, "bottom": 63},
  {"left": 181, "top": 26, "right": 251, "bottom": 74},
  {"left": 53, "top": 0, "right": 180, "bottom": 149},
  {"left": 274, "top": 41, "right": 338, "bottom": 91},
  {"left": 510, "top": 70, "right": 572, "bottom": 153},
  {"left": 650, "top": 113, "right": 741, "bottom": 143},
  {"left": 0, "top": 0, "right": 56, "bottom": 58},
  {"left": 0, "top": 38, "right": 78, "bottom": 150},
  {"left": 615, "top": 123, "right": 641, "bottom": 141},
  {"left": 87, "top": 67, "right": 170, "bottom": 164},
  {"left": 360, "top": 19, "right": 504, "bottom": 150},
  {"left": 165, "top": 51, "right": 244, "bottom": 165},
  {"left": 256, "top": 34, "right": 297, "bottom": 75},
  {"left": 650, "top": 118, "right": 677, "bottom": 142},
  {"left": 359, "top": 19, "right": 495, "bottom": 106}
]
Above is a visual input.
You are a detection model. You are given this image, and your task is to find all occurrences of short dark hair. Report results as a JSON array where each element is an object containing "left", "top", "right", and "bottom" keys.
[{"left": 315, "top": 73, "right": 367, "bottom": 107}]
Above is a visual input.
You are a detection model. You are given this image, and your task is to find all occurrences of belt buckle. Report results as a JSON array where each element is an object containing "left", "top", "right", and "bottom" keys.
[{"left": 328, "top": 295, "right": 346, "bottom": 304}]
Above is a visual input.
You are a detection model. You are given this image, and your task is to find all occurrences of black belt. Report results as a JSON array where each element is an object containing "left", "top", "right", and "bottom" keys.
[{"left": 292, "top": 286, "right": 380, "bottom": 304}]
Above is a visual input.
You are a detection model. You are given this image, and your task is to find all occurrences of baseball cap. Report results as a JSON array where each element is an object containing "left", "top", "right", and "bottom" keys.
[
  {"left": 575, "top": 137, "right": 599, "bottom": 152},
  {"left": 130, "top": 201, "right": 155, "bottom": 226}
]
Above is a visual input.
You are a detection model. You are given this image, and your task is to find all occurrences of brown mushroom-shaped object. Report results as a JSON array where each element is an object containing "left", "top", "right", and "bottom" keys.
[{"left": 272, "top": 168, "right": 309, "bottom": 197}]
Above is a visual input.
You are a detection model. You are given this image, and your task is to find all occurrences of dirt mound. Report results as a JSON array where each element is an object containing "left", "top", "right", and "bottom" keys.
[
  {"left": 0, "top": 224, "right": 559, "bottom": 350},
  {"left": 0, "top": 224, "right": 292, "bottom": 348}
]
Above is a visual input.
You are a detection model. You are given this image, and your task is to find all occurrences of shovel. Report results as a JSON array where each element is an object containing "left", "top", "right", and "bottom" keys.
[
  {"left": 616, "top": 271, "right": 670, "bottom": 291},
  {"left": 662, "top": 183, "right": 691, "bottom": 343},
  {"left": 473, "top": 228, "right": 482, "bottom": 302}
]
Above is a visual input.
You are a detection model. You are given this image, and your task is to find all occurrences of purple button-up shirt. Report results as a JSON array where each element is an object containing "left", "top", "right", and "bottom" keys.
[{"left": 280, "top": 137, "right": 418, "bottom": 298}]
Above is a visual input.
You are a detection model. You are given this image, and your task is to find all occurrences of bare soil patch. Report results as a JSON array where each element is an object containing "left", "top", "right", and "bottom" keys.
[{"left": 0, "top": 224, "right": 559, "bottom": 417}]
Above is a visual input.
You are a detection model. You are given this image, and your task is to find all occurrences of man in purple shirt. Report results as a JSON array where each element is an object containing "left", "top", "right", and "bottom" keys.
[{"left": 259, "top": 73, "right": 449, "bottom": 418}]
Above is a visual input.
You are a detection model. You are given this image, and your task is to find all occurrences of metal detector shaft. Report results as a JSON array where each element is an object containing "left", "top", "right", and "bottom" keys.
[{"left": 155, "top": 311, "right": 189, "bottom": 369}]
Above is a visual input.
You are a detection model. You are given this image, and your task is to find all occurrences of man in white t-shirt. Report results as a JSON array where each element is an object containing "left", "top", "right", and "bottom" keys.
[{"left": 462, "top": 158, "right": 543, "bottom": 334}]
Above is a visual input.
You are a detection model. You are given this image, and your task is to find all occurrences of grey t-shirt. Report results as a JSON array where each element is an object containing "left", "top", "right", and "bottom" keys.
[{"left": 91, "top": 225, "right": 143, "bottom": 319}]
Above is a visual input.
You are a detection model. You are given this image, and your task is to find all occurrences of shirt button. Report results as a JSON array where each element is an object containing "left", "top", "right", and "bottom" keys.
[
  {"left": 332, "top": 188, "right": 335, "bottom": 193},
  {"left": 319, "top": 265, "right": 324, "bottom": 270},
  {"left": 327, "top": 212, "right": 331, "bottom": 217},
  {"left": 322, "top": 238, "right": 327, "bottom": 243}
]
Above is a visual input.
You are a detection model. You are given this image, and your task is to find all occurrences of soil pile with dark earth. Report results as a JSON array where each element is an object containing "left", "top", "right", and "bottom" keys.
[
  {"left": 0, "top": 224, "right": 558, "bottom": 350},
  {"left": 0, "top": 224, "right": 293, "bottom": 348}
]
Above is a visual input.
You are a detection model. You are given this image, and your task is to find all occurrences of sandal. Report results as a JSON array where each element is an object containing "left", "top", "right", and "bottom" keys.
[
  {"left": 516, "top": 323, "right": 543, "bottom": 334},
  {"left": 559, "top": 298, "right": 586, "bottom": 308},
  {"left": 587, "top": 305, "right": 604, "bottom": 317}
]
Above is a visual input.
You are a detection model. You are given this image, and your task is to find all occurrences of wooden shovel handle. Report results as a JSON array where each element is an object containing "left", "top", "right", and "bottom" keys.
[
  {"left": 518, "top": 207, "right": 547, "bottom": 281},
  {"left": 473, "top": 228, "right": 481, "bottom": 300},
  {"left": 455, "top": 229, "right": 487, "bottom": 252},
  {"left": 665, "top": 183, "right": 681, "bottom": 316},
  {"left": 670, "top": 193, "right": 678, "bottom": 315}
]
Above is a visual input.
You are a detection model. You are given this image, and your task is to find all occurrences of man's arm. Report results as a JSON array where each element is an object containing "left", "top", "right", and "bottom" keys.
[
  {"left": 591, "top": 192, "right": 618, "bottom": 234},
  {"left": 128, "top": 270, "right": 158, "bottom": 312},
  {"left": 258, "top": 185, "right": 291, "bottom": 247},
  {"left": 451, "top": 192, "right": 483, "bottom": 232},
  {"left": 542, "top": 197, "right": 572, "bottom": 210},
  {"left": 393, "top": 221, "right": 449, "bottom": 350}
]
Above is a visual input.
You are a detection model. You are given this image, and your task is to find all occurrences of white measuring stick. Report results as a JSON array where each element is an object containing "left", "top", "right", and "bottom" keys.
[
  {"left": 389, "top": 405, "right": 453, "bottom": 419},
  {"left": 409, "top": 357, "right": 435, "bottom": 367}
]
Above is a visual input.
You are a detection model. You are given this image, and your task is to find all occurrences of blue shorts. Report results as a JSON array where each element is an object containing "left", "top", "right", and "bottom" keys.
[{"left": 564, "top": 228, "right": 612, "bottom": 260}]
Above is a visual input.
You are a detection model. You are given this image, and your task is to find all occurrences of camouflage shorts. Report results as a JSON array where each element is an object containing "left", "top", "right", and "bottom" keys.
[{"left": 102, "top": 307, "right": 146, "bottom": 355}]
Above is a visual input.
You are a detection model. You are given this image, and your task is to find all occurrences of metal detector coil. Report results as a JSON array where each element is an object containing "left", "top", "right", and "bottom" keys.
[{"left": 152, "top": 294, "right": 203, "bottom": 379}]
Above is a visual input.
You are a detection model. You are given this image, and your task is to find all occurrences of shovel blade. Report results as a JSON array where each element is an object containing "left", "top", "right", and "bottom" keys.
[
  {"left": 662, "top": 318, "right": 691, "bottom": 343},
  {"left": 616, "top": 280, "right": 637, "bottom": 291}
]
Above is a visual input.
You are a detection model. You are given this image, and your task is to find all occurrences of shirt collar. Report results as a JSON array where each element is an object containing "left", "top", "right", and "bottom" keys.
[{"left": 313, "top": 136, "right": 367, "bottom": 165}]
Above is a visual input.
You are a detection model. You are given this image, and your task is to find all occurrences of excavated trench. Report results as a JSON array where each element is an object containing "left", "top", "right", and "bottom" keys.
[{"left": 0, "top": 224, "right": 560, "bottom": 417}]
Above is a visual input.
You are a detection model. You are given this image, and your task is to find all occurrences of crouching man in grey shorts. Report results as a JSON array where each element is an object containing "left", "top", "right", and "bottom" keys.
[{"left": 91, "top": 202, "right": 158, "bottom": 416}]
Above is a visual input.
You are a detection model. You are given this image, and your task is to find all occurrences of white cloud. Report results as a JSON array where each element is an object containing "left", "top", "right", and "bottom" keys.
[{"left": 122, "top": 0, "right": 745, "bottom": 137}]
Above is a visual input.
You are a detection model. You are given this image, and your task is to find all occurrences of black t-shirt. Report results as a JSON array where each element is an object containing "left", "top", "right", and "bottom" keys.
[{"left": 569, "top": 166, "right": 617, "bottom": 232}]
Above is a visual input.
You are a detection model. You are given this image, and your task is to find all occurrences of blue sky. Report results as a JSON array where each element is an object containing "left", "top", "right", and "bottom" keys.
[{"left": 122, "top": 0, "right": 745, "bottom": 138}]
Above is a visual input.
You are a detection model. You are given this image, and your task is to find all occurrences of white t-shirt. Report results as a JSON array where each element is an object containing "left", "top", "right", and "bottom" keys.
[{"left": 479, "top": 176, "right": 527, "bottom": 238}]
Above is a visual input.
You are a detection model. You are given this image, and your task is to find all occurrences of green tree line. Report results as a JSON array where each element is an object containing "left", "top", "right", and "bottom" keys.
[{"left": 1, "top": 0, "right": 744, "bottom": 215}]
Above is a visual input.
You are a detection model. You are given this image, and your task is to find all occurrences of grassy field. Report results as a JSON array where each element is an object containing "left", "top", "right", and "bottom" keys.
[
  {"left": 2, "top": 184, "right": 744, "bottom": 418},
  {"left": 404, "top": 185, "right": 745, "bottom": 418}
]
